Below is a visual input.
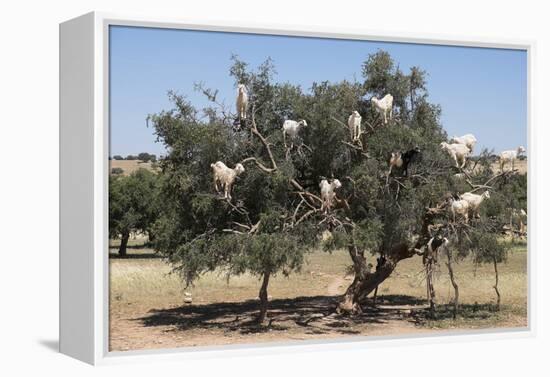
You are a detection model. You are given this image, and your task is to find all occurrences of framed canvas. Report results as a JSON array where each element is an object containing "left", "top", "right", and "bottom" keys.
[{"left": 59, "top": 12, "right": 535, "bottom": 365}]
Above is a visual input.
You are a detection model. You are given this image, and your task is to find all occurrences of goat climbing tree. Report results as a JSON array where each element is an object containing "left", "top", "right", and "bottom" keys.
[{"left": 150, "top": 51, "right": 524, "bottom": 322}]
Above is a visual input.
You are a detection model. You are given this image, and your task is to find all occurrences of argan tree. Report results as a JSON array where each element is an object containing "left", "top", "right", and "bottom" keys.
[{"left": 150, "top": 51, "right": 522, "bottom": 321}]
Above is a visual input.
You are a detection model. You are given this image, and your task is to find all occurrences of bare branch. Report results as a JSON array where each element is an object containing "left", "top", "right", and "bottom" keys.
[
  {"left": 248, "top": 103, "right": 278, "bottom": 171},
  {"left": 465, "top": 169, "right": 516, "bottom": 193},
  {"left": 231, "top": 222, "right": 251, "bottom": 230},
  {"left": 241, "top": 157, "right": 277, "bottom": 173},
  {"left": 222, "top": 229, "right": 246, "bottom": 235},
  {"left": 295, "top": 209, "right": 321, "bottom": 226}
]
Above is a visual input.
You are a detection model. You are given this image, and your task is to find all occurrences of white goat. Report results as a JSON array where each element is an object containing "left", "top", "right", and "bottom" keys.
[
  {"left": 319, "top": 178, "right": 342, "bottom": 213},
  {"left": 348, "top": 111, "right": 362, "bottom": 141},
  {"left": 282, "top": 119, "right": 308, "bottom": 149},
  {"left": 371, "top": 94, "right": 393, "bottom": 124},
  {"left": 210, "top": 161, "right": 245, "bottom": 200},
  {"left": 510, "top": 208, "right": 527, "bottom": 236},
  {"left": 236, "top": 84, "right": 248, "bottom": 121},
  {"left": 499, "top": 146, "right": 526, "bottom": 171},
  {"left": 460, "top": 191, "right": 490, "bottom": 219},
  {"left": 451, "top": 133, "right": 477, "bottom": 153},
  {"left": 440, "top": 142, "right": 470, "bottom": 168},
  {"left": 449, "top": 198, "right": 470, "bottom": 222}
]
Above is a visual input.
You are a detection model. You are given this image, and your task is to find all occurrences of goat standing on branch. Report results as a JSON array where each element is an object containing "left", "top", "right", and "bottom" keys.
[
  {"left": 371, "top": 94, "right": 393, "bottom": 124},
  {"left": 211, "top": 161, "right": 245, "bottom": 200},
  {"left": 499, "top": 146, "right": 525, "bottom": 171},
  {"left": 448, "top": 197, "right": 470, "bottom": 222},
  {"left": 319, "top": 178, "right": 342, "bottom": 214},
  {"left": 387, "top": 147, "right": 421, "bottom": 177},
  {"left": 348, "top": 111, "right": 362, "bottom": 142},
  {"left": 236, "top": 84, "right": 248, "bottom": 122},
  {"left": 440, "top": 142, "right": 470, "bottom": 169},
  {"left": 282, "top": 119, "right": 308, "bottom": 150},
  {"left": 510, "top": 208, "right": 527, "bottom": 237},
  {"left": 400, "top": 147, "right": 421, "bottom": 177},
  {"left": 451, "top": 133, "right": 477, "bottom": 153},
  {"left": 460, "top": 191, "right": 490, "bottom": 219}
]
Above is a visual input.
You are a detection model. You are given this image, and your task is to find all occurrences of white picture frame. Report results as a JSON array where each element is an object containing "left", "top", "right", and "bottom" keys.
[{"left": 59, "top": 11, "right": 536, "bottom": 365}]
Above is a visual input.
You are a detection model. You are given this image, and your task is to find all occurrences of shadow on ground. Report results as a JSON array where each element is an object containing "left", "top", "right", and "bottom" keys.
[
  {"left": 138, "top": 294, "right": 436, "bottom": 336},
  {"left": 109, "top": 251, "right": 162, "bottom": 259},
  {"left": 411, "top": 302, "right": 504, "bottom": 324}
]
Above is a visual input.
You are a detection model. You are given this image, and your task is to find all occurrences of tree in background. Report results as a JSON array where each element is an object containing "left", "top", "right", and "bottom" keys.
[
  {"left": 109, "top": 168, "right": 159, "bottom": 257},
  {"left": 150, "top": 51, "right": 521, "bottom": 321},
  {"left": 138, "top": 152, "right": 157, "bottom": 162},
  {"left": 113, "top": 155, "right": 124, "bottom": 160}
]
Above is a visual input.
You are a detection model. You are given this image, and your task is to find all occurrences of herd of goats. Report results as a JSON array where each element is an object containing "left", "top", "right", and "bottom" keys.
[{"left": 210, "top": 84, "right": 527, "bottom": 245}]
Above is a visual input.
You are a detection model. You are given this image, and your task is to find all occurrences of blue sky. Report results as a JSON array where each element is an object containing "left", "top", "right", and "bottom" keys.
[{"left": 109, "top": 26, "right": 527, "bottom": 157}]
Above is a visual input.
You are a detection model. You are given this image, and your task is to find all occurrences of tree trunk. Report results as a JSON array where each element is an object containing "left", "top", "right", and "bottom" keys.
[
  {"left": 338, "top": 205, "right": 444, "bottom": 315},
  {"left": 338, "top": 243, "right": 415, "bottom": 314},
  {"left": 426, "top": 260, "right": 436, "bottom": 318},
  {"left": 445, "top": 248, "right": 459, "bottom": 319},
  {"left": 493, "top": 257, "right": 501, "bottom": 311},
  {"left": 119, "top": 232, "right": 130, "bottom": 257},
  {"left": 372, "top": 254, "right": 385, "bottom": 306},
  {"left": 257, "top": 271, "right": 271, "bottom": 324}
]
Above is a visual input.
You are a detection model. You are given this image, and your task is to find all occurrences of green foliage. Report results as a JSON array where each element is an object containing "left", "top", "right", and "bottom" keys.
[
  {"left": 470, "top": 229, "right": 507, "bottom": 265},
  {"left": 149, "top": 50, "right": 524, "bottom": 306},
  {"left": 111, "top": 167, "right": 124, "bottom": 175},
  {"left": 113, "top": 155, "right": 124, "bottom": 160},
  {"left": 109, "top": 168, "right": 159, "bottom": 240}
]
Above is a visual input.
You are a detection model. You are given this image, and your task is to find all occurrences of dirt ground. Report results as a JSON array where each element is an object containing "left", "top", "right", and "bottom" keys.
[{"left": 109, "top": 240, "right": 528, "bottom": 352}]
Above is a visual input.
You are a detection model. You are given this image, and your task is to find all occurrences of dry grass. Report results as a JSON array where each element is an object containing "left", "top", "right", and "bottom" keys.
[
  {"left": 109, "top": 160, "right": 157, "bottom": 175},
  {"left": 489, "top": 158, "right": 527, "bottom": 175},
  {"left": 109, "top": 240, "right": 527, "bottom": 351}
]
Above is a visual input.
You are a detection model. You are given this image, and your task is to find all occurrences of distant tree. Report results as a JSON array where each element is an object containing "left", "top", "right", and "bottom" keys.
[
  {"left": 109, "top": 168, "right": 159, "bottom": 256},
  {"left": 470, "top": 231, "right": 507, "bottom": 310},
  {"left": 111, "top": 167, "right": 124, "bottom": 175},
  {"left": 113, "top": 155, "right": 124, "bottom": 160},
  {"left": 125, "top": 155, "right": 137, "bottom": 160},
  {"left": 137, "top": 152, "right": 157, "bottom": 162}
]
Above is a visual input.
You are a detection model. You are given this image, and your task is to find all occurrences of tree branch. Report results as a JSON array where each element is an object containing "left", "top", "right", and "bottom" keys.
[
  {"left": 249, "top": 103, "right": 278, "bottom": 171},
  {"left": 241, "top": 157, "right": 277, "bottom": 173}
]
